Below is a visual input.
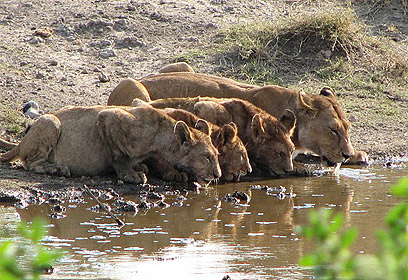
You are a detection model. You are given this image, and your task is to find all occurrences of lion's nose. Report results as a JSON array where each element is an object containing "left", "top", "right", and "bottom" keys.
[
  {"left": 214, "top": 166, "right": 222, "bottom": 179},
  {"left": 342, "top": 152, "right": 353, "bottom": 159}
]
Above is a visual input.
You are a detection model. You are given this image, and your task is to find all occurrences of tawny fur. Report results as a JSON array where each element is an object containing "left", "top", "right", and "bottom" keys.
[
  {"left": 109, "top": 72, "right": 362, "bottom": 165},
  {"left": 0, "top": 105, "right": 221, "bottom": 185},
  {"left": 163, "top": 108, "right": 252, "bottom": 181},
  {"left": 143, "top": 97, "right": 296, "bottom": 176}
]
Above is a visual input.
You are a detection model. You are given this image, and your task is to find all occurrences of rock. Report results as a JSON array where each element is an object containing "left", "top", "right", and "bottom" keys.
[
  {"left": 28, "top": 36, "right": 43, "bottom": 44},
  {"left": 113, "top": 19, "right": 127, "bottom": 31},
  {"left": 52, "top": 204, "right": 66, "bottom": 213},
  {"left": 100, "top": 48, "right": 116, "bottom": 59},
  {"left": 349, "top": 115, "right": 357, "bottom": 122},
  {"left": 35, "top": 72, "right": 45, "bottom": 79},
  {"left": 22, "top": 101, "right": 41, "bottom": 119},
  {"left": 114, "top": 37, "right": 146, "bottom": 48},
  {"left": 49, "top": 60, "right": 58, "bottom": 66},
  {"left": 34, "top": 27, "right": 53, "bottom": 38},
  {"left": 98, "top": 72, "right": 110, "bottom": 83}
]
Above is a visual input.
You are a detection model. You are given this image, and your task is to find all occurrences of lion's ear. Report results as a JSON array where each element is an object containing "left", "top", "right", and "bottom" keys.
[
  {"left": 223, "top": 122, "right": 238, "bottom": 144},
  {"left": 320, "top": 87, "right": 335, "bottom": 97},
  {"left": 279, "top": 109, "right": 296, "bottom": 135},
  {"left": 251, "top": 114, "right": 266, "bottom": 138},
  {"left": 195, "top": 119, "right": 211, "bottom": 135},
  {"left": 174, "top": 121, "right": 193, "bottom": 146},
  {"left": 296, "top": 90, "right": 318, "bottom": 119},
  {"left": 131, "top": 98, "right": 151, "bottom": 107},
  {"left": 213, "top": 122, "right": 238, "bottom": 148}
]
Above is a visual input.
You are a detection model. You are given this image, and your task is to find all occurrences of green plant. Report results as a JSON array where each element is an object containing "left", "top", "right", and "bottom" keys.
[
  {"left": 298, "top": 178, "right": 408, "bottom": 279},
  {"left": 0, "top": 218, "right": 62, "bottom": 280},
  {"left": 0, "top": 103, "right": 30, "bottom": 138}
]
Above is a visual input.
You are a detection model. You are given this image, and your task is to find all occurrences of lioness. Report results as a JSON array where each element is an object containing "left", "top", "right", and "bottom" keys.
[
  {"left": 107, "top": 78, "right": 151, "bottom": 105},
  {"left": 0, "top": 105, "right": 221, "bottom": 186},
  {"left": 110, "top": 72, "right": 362, "bottom": 166},
  {"left": 140, "top": 97, "right": 296, "bottom": 176}
]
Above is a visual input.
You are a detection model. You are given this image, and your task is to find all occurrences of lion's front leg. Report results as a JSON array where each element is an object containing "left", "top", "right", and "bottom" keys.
[
  {"left": 112, "top": 158, "right": 147, "bottom": 184},
  {"left": 143, "top": 154, "right": 188, "bottom": 182},
  {"left": 28, "top": 158, "right": 71, "bottom": 177}
]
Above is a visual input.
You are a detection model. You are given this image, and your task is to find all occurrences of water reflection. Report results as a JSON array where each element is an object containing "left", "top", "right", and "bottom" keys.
[{"left": 1, "top": 165, "right": 406, "bottom": 279}]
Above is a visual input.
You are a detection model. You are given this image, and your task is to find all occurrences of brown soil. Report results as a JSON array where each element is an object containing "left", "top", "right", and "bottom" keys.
[{"left": 0, "top": 0, "right": 407, "bottom": 205}]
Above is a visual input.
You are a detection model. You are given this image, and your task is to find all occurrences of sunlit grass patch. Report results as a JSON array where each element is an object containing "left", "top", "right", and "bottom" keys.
[{"left": 0, "top": 103, "right": 30, "bottom": 138}]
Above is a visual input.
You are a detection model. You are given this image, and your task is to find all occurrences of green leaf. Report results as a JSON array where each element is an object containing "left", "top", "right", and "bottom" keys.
[
  {"left": 340, "top": 228, "right": 358, "bottom": 248},
  {"left": 300, "top": 254, "right": 317, "bottom": 266},
  {"left": 391, "top": 178, "right": 408, "bottom": 198},
  {"left": 329, "top": 213, "right": 344, "bottom": 233}
]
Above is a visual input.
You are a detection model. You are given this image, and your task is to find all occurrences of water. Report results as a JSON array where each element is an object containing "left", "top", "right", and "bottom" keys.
[{"left": 0, "top": 164, "right": 407, "bottom": 279}]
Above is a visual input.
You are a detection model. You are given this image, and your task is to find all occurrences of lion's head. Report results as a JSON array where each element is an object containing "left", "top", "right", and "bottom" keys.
[
  {"left": 163, "top": 107, "right": 251, "bottom": 182},
  {"left": 295, "top": 87, "right": 354, "bottom": 166},
  {"left": 210, "top": 122, "right": 252, "bottom": 182},
  {"left": 248, "top": 109, "right": 296, "bottom": 176},
  {"left": 173, "top": 120, "right": 222, "bottom": 186}
]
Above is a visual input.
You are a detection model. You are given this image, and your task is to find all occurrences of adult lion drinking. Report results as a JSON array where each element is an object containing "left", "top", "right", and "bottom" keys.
[
  {"left": 0, "top": 105, "right": 221, "bottom": 186},
  {"left": 110, "top": 72, "right": 366, "bottom": 166}
]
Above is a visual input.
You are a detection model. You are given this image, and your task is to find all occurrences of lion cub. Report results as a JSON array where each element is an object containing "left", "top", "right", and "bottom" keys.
[
  {"left": 141, "top": 97, "right": 296, "bottom": 177},
  {"left": 164, "top": 108, "right": 252, "bottom": 182},
  {"left": 0, "top": 105, "right": 221, "bottom": 186},
  {"left": 131, "top": 99, "right": 252, "bottom": 182}
]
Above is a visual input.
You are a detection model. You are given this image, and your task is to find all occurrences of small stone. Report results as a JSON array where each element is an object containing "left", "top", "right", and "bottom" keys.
[
  {"left": 49, "top": 60, "right": 58, "bottom": 66},
  {"left": 186, "top": 36, "right": 198, "bottom": 42},
  {"left": 52, "top": 204, "right": 66, "bottom": 213},
  {"left": 99, "top": 48, "right": 116, "bottom": 59},
  {"left": 34, "top": 27, "right": 53, "bottom": 38},
  {"left": 28, "top": 36, "right": 43, "bottom": 44},
  {"left": 35, "top": 72, "right": 45, "bottom": 79},
  {"left": 349, "top": 115, "right": 357, "bottom": 122},
  {"left": 98, "top": 72, "right": 110, "bottom": 83},
  {"left": 319, "top": 49, "right": 332, "bottom": 59}
]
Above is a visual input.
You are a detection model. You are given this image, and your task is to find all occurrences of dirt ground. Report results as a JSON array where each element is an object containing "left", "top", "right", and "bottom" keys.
[{"left": 0, "top": 0, "right": 407, "bottom": 205}]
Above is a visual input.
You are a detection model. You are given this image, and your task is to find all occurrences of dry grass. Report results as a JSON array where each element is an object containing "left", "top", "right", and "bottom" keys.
[
  {"left": 211, "top": 7, "right": 408, "bottom": 86},
  {"left": 0, "top": 103, "right": 30, "bottom": 138}
]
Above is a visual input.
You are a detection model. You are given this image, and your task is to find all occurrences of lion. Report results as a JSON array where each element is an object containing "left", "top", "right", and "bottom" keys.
[
  {"left": 130, "top": 98, "right": 252, "bottom": 181},
  {"left": 158, "top": 62, "right": 195, "bottom": 74},
  {"left": 163, "top": 108, "right": 252, "bottom": 182},
  {"left": 138, "top": 97, "right": 296, "bottom": 176},
  {"left": 0, "top": 105, "right": 221, "bottom": 186},
  {"left": 109, "top": 72, "right": 365, "bottom": 166},
  {"left": 107, "top": 78, "right": 151, "bottom": 105}
]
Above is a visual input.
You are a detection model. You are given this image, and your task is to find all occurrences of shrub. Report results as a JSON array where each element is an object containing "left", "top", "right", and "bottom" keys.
[{"left": 297, "top": 178, "right": 408, "bottom": 279}]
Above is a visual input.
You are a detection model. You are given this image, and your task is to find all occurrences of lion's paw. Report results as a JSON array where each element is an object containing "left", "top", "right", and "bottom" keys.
[
  {"left": 57, "top": 165, "right": 71, "bottom": 177},
  {"left": 122, "top": 171, "right": 147, "bottom": 184},
  {"left": 162, "top": 170, "right": 188, "bottom": 182},
  {"left": 289, "top": 162, "right": 314, "bottom": 177}
]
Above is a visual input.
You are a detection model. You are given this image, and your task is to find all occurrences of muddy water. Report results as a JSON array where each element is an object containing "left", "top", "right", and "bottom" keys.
[{"left": 0, "top": 164, "right": 407, "bottom": 280}]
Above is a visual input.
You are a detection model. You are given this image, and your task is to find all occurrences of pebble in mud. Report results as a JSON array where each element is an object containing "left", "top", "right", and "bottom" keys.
[
  {"left": 222, "top": 191, "right": 251, "bottom": 204},
  {"left": 112, "top": 199, "right": 139, "bottom": 212},
  {"left": 52, "top": 204, "right": 66, "bottom": 213},
  {"left": 90, "top": 203, "right": 111, "bottom": 212},
  {"left": 49, "top": 212, "right": 66, "bottom": 219}
]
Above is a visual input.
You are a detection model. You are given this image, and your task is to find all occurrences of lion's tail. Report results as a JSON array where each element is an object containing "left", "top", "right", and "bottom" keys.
[
  {"left": 0, "top": 144, "right": 20, "bottom": 162},
  {"left": 0, "top": 138, "right": 17, "bottom": 150}
]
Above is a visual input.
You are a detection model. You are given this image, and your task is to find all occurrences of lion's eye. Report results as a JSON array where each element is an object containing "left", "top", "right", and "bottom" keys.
[
  {"left": 205, "top": 155, "right": 211, "bottom": 162},
  {"left": 330, "top": 128, "right": 338, "bottom": 136}
]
